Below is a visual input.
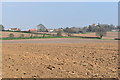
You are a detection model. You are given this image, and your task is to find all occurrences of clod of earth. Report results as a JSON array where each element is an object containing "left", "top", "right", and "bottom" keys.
[{"left": 47, "top": 65, "right": 55, "bottom": 70}]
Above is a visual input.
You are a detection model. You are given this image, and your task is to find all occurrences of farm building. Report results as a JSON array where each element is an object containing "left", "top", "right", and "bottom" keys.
[
  {"left": 8, "top": 28, "right": 21, "bottom": 31},
  {"left": 48, "top": 29, "right": 54, "bottom": 32},
  {"left": 28, "top": 28, "right": 37, "bottom": 32}
]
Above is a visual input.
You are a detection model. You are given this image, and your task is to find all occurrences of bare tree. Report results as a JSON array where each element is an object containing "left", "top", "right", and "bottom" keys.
[
  {"left": 96, "top": 24, "right": 107, "bottom": 39},
  {"left": 57, "top": 29, "right": 62, "bottom": 36},
  {"left": 37, "top": 24, "right": 48, "bottom": 32}
]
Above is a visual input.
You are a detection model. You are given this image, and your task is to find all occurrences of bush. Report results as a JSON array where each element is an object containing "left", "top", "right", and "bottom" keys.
[
  {"left": 9, "top": 33, "right": 14, "bottom": 38},
  {"left": 20, "top": 34, "right": 24, "bottom": 38},
  {"left": 52, "top": 34, "right": 56, "bottom": 37},
  {"left": 67, "top": 33, "right": 71, "bottom": 37},
  {"left": 43, "top": 34, "right": 46, "bottom": 37},
  {"left": 114, "top": 38, "right": 120, "bottom": 40},
  {"left": 30, "top": 34, "right": 33, "bottom": 38}
]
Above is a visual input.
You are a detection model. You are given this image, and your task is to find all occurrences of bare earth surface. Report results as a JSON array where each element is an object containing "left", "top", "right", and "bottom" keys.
[
  {"left": 1, "top": 31, "right": 119, "bottom": 39},
  {"left": 1, "top": 31, "right": 44, "bottom": 38},
  {"left": 2, "top": 38, "right": 118, "bottom": 78},
  {"left": 2, "top": 38, "right": 118, "bottom": 43},
  {"left": 73, "top": 32, "right": 119, "bottom": 39}
]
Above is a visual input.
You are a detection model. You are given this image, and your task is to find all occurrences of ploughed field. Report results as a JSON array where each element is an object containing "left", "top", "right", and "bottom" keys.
[
  {"left": 1, "top": 31, "right": 46, "bottom": 38},
  {"left": 2, "top": 39, "right": 118, "bottom": 78},
  {"left": 73, "top": 32, "right": 119, "bottom": 39},
  {"left": 1, "top": 31, "right": 119, "bottom": 40}
]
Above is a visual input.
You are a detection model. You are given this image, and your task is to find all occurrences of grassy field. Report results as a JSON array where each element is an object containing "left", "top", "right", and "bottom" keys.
[{"left": 1, "top": 36, "right": 72, "bottom": 40}]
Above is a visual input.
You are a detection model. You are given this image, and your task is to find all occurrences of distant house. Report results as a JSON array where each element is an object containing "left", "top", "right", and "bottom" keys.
[
  {"left": 0, "top": 24, "right": 4, "bottom": 31},
  {"left": 28, "top": 28, "right": 37, "bottom": 32},
  {"left": 9, "top": 28, "right": 21, "bottom": 31},
  {"left": 92, "top": 24, "right": 97, "bottom": 26},
  {"left": 48, "top": 29, "right": 54, "bottom": 32},
  {"left": 111, "top": 29, "right": 119, "bottom": 32}
]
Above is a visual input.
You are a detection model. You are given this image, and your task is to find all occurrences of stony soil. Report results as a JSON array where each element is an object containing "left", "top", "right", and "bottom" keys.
[{"left": 2, "top": 42, "right": 118, "bottom": 78}]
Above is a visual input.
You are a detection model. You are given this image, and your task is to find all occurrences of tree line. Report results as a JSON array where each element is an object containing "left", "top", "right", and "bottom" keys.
[
  {"left": 54, "top": 24, "right": 119, "bottom": 39},
  {"left": 63, "top": 24, "right": 118, "bottom": 33}
]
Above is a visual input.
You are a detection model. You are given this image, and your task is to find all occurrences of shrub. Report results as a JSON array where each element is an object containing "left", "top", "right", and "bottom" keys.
[
  {"left": 43, "top": 34, "right": 46, "bottom": 37},
  {"left": 114, "top": 38, "right": 120, "bottom": 40},
  {"left": 9, "top": 33, "right": 14, "bottom": 39},
  {"left": 20, "top": 34, "right": 24, "bottom": 38},
  {"left": 67, "top": 33, "right": 71, "bottom": 37},
  {"left": 52, "top": 34, "right": 56, "bottom": 36},
  {"left": 30, "top": 34, "right": 33, "bottom": 38}
]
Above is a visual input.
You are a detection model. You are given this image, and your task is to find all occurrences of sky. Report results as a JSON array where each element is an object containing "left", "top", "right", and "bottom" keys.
[
  {"left": 0, "top": 2, "right": 2, "bottom": 25},
  {"left": 1, "top": 0, "right": 119, "bottom": 2},
  {"left": 1, "top": 2, "right": 118, "bottom": 30}
]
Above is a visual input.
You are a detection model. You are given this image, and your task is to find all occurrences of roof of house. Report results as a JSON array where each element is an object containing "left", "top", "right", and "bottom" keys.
[
  {"left": 9, "top": 28, "right": 20, "bottom": 31},
  {"left": 10, "top": 28, "right": 17, "bottom": 30},
  {"left": 29, "top": 29, "right": 37, "bottom": 32}
]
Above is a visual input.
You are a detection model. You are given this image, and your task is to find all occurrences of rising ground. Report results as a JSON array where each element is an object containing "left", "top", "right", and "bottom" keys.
[{"left": 1, "top": 31, "right": 119, "bottom": 40}]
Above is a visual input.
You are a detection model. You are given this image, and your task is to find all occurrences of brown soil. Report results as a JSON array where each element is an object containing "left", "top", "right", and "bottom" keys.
[
  {"left": 2, "top": 41, "right": 118, "bottom": 78},
  {"left": 1, "top": 31, "right": 119, "bottom": 40},
  {"left": 72, "top": 32, "right": 119, "bottom": 39},
  {"left": 1, "top": 31, "right": 44, "bottom": 38}
]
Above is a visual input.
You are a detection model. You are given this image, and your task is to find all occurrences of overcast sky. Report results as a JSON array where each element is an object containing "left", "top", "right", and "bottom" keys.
[{"left": 1, "top": 2, "right": 118, "bottom": 30}]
